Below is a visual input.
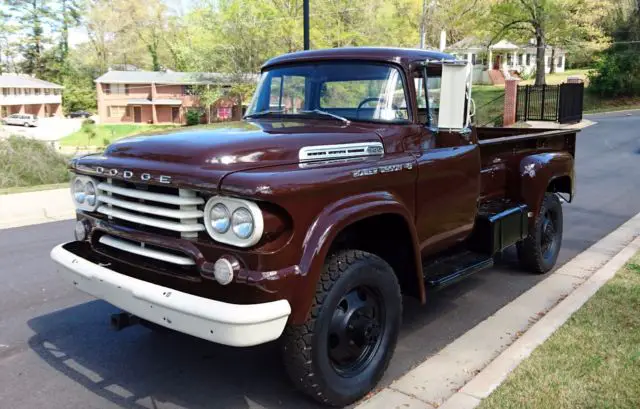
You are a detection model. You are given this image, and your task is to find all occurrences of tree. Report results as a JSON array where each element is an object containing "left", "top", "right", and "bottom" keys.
[
  {"left": 489, "top": 0, "right": 611, "bottom": 85},
  {"left": 195, "top": 85, "right": 223, "bottom": 124},
  {"left": 7, "top": 0, "right": 53, "bottom": 77},
  {"left": 58, "top": 0, "right": 82, "bottom": 60},
  {"left": 589, "top": 0, "right": 640, "bottom": 96},
  {"left": 119, "top": 0, "right": 170, "bottom": 71}
]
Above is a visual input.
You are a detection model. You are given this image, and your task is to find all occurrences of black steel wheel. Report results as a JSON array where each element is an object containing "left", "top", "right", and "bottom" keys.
[
  {"left": 518, "top": 193, "right": 563, "bottom": 274},
  {"left": 282, "top": 250, "right": 402, "bottom": 407},
  {"left": 328, "top": 285, "right": 385, "bottom": 376}
]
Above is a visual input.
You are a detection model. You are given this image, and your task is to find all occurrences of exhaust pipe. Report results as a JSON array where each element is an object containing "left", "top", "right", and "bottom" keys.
[{"left": 110, "top": 312, "right": 139, "bottom": 331}]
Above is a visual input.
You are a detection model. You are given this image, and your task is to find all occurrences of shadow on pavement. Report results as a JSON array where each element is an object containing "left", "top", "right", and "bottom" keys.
[{"left": 26, "top": 246, "right": 596, "bottom": 409}]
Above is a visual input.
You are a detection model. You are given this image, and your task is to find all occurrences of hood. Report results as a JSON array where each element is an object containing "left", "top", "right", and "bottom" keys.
[{"left": 72, "top": 119, "right": 382, "bottom": 190}]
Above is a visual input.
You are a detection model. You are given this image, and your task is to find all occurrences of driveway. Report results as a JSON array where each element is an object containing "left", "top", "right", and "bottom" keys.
[
  {"left": 0, "top": 111, "right": 639, "bottom": 409},
  {"left": 0, "top": 117, "right": 83, "bottom": 142}
]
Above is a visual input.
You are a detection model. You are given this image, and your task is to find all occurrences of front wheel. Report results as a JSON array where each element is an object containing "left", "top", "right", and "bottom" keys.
[
  {"left": 282, "top": 250, "right": 402, "bottom": 407},
  {"left": 23, "top": 122, "right": 30, "bottom": 127},
  {"left": 517, "top": 193, "right": 563, "bottom": 274}
]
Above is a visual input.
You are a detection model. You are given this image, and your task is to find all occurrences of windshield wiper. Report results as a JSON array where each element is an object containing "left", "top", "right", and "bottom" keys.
[
  {"left": 244, "top": 109, "right": 285, "bottom": 118},
  {"left": 300, "top": 109, "right": 350, "bottom": 125}
]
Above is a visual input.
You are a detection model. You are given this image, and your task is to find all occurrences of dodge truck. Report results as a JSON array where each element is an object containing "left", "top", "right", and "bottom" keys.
[{"left": 51, "top": 47, "right": 576, "bottom": 407}]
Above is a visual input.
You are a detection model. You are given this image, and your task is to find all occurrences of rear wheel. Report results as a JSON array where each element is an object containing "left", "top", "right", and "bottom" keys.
[
  {"left": 281, "top": 250, "right": 402, "bottom": 407},
  {"left": 23, "top": 122, "right": 29, "bottom": 127},
  {"left": 517, "top": 193, "right": 563, "bottom": 274}
]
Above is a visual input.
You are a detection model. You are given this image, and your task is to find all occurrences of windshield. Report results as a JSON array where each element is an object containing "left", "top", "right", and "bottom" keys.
[{"left": 247, "top": 62, "right": 410, "bottom": 123}]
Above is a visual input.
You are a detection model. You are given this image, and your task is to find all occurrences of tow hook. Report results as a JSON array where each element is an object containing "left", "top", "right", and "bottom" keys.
[{"left": 110, "top": 312, "right": 139, "bottom": 331}]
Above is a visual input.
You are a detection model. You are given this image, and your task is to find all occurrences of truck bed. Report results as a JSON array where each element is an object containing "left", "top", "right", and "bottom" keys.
[{"left": 474, "top": 127, "right": 577, "bottom": 203}]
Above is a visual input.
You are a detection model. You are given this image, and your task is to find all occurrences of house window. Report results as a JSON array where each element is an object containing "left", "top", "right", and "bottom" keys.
[
  {"left": 2, "top": 88, "right": 9, "bottom": 97},
  {"left": 44, "top": 89, "right": 51, "bottom": 95},
  {"left": 108, "top": 106, "right": 128, "bottom": 118},
  {"left": 526, "top": 54, "right": 531, "bottom": 65},
  {"left": 557, "top": 56, "right": 563, "bottom": 67},
  {"left": 24, "top": 88, "right": 32, "bottom": 95},
  {"left": 507, "top": 54, "right": 513, "bottom": 65},
  {"left": 471, "top": 54, "right": 477, "bottom": 65},
  {"left": 14, "top": 88, "right": 22, "bottom": 95},
  {"left": 111, "top": 84, "right": 127, "bottom": 94},
  {"left": 184, "top": 85, "right": 196, "bottom": 95},
  {"left": 34, "top": 88, "right": 41, "bottom": 96},
  {"left": 217, "top": 107, "right": 232, "bottom": 120}
]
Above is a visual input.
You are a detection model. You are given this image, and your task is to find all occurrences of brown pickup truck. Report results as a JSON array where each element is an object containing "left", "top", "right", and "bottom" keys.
[{"left": 51, "top": 47, "right": 576, "bottom": 407}]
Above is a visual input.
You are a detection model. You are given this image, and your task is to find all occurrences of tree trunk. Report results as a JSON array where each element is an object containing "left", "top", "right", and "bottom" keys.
[
  {"left": 549, "top": 47, "right": 556, "bottom": 74},
  {"left": 534, "top": 29, "right": 546, "bottom": 86}
]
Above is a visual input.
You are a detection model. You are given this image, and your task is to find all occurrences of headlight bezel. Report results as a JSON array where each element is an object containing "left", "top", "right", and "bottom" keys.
[
  {"left": 70, "top": 175, "right": 100, "bottom": 212},
  {"left": 204, "top": 196, "right": 263, "bottom": 247}
]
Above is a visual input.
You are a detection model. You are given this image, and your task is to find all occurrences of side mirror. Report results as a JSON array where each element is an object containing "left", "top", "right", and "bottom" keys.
[{"left": 437, "top": 62, "right": 472, "bottom": 130}]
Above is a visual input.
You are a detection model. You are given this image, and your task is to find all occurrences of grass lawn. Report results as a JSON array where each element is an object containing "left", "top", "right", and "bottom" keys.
[
  {"left": 519, "top": 69, "right": 590, "bottom": 86},
  {"left": 478, "top": 252, "right": 640, "bottom": 409},
  {"left": 60, "top": 124, "right": 178, "bottom": 147},
  {"left": 473, "top": 86, "right": 506, "bottom": 126}
]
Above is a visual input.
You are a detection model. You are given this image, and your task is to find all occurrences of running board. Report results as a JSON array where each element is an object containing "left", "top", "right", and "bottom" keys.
[{"left": 423, "top": 251, "right": 494, "bottom": 290}]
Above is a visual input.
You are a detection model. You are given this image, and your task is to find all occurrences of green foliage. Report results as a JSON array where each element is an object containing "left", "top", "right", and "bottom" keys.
[
  {"left": 589, "top": 3, "right": 640, "bottom": 97},
  {"left": 185, "top": 110, "right": 201, "bottom": 126},
  {"left": 0, "top": 136, "right": 70, "bottom": 189},
  {"left": 62, "top": 74, "right": 96, "bottom": 113}
]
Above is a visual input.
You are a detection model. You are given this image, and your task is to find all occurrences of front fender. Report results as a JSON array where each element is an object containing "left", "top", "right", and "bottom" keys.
[
  {"left": 519, "top": 152, "right": 574, "bottom": 222},
  {"left": 288, "top": 191, "right": 423, "bottom": 323}
]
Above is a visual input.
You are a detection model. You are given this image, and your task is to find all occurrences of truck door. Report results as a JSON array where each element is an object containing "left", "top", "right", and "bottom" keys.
[{"left": 413, "top": 64, "right": 481, "bottom": 257}]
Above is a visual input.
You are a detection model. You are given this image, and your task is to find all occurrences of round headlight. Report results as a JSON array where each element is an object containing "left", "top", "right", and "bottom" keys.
[
  {"left": 84, "top": 181, "right": 97, "bottom": 207},
  {"left": 231, "top": 207, "right": 254, "bottom": 239},
  {"left": 210, "top": 203, "right": 230, "bottom": 233},
  {"left": 73, "top": 179, "right": 86, "bottom": 204}
]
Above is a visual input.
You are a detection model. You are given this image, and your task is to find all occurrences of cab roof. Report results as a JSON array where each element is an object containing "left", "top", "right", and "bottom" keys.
[{"left": 262, "top": 47, "right": 456, "bottom": 70}]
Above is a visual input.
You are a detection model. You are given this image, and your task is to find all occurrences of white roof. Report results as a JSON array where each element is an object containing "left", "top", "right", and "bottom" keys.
[
  {"left": 0, "top": 75, "right": 63, "bottom": 89},
  {"left": 489, "top": 40, "right": 519, "bottom": 50}
]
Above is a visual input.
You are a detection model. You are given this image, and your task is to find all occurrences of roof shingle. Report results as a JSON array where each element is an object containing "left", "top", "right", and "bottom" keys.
[{"left": 0, "top": 75, "right": 63, "bottom": 89}]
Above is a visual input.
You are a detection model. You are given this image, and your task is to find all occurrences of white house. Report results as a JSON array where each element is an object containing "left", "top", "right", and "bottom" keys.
[{"left": 447, "top": 38, "right": 567, "bottom": 85}]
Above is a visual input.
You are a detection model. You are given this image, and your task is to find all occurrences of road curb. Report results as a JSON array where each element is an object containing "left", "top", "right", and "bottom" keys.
[
  {"left": 0, "top": 188, "right": 74, "bottom": 230},
  {"left": 356, "top": 212, "right": 640, "bottom": 409}
]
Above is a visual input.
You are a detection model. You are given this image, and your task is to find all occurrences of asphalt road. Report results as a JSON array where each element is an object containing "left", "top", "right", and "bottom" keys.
[{"left": 1, "top": 111, "right": 639, "bottom": 409}]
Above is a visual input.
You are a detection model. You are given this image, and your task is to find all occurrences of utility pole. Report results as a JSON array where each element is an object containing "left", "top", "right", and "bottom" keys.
[
  {"left": 419, "top": 0, "right": 426, "bottom": 49},
  {"left": 303, "top": 0, "right": 310, "bottom": 50}
]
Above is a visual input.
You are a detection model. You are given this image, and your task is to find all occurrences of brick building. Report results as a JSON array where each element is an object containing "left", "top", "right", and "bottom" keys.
[
  {"left": 95, "top": 71, "right": 256, "bottom": 124},
  {"left": 0, "top": 75, "right": 63, "bottom": 118}
]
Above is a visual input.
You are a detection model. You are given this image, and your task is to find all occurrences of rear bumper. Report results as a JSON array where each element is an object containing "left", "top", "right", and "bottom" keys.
[{"left": 50, "top": 243, "right": 291, "bottom": 347}]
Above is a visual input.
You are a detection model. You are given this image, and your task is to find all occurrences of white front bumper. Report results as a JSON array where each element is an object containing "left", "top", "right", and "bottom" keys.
[{"left": 50, "top": 243, "right": 291, "bottom": 347}]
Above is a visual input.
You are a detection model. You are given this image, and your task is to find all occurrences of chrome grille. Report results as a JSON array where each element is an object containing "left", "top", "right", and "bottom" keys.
[
  {"left": 96, "top": 179, "right": 205, "bottom": 238},
  {"left": 99, "top": 235, "right": 195, "bottom": 266}
]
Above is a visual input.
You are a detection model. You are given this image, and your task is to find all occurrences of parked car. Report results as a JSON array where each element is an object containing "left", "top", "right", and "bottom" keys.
[
  {"left": 68, "top": 110, "right": 92, "bottom": 118},
  {"left": 51, "top": 47, "right": 577, "bottom": 407},
  {"left": 2, "top": 113, "right": 38, "bottom": 127}
]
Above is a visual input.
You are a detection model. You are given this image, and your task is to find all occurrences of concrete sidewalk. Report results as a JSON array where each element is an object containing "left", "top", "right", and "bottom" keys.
[{"left": 0, "top": 188, "right": 74, "bottom": 229}]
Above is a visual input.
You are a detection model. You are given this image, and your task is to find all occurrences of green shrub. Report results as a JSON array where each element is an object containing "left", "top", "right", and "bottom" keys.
[
  {"left": 186, "top": 110, "right": 201, "bottom": 126},
  {"left": 186, "top": 109, "right": 201, "bottom": 126},
  {"left": 589, "top": 50, "right": 640, "bottom": 97},
  {"left": 0, "top": 136, "right": 71, "bottom": 188}
]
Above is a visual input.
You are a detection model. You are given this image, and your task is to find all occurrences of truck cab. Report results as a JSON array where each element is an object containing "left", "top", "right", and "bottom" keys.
[{"left": 52, "top": 47, "right": 576, "bottom": 407}]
